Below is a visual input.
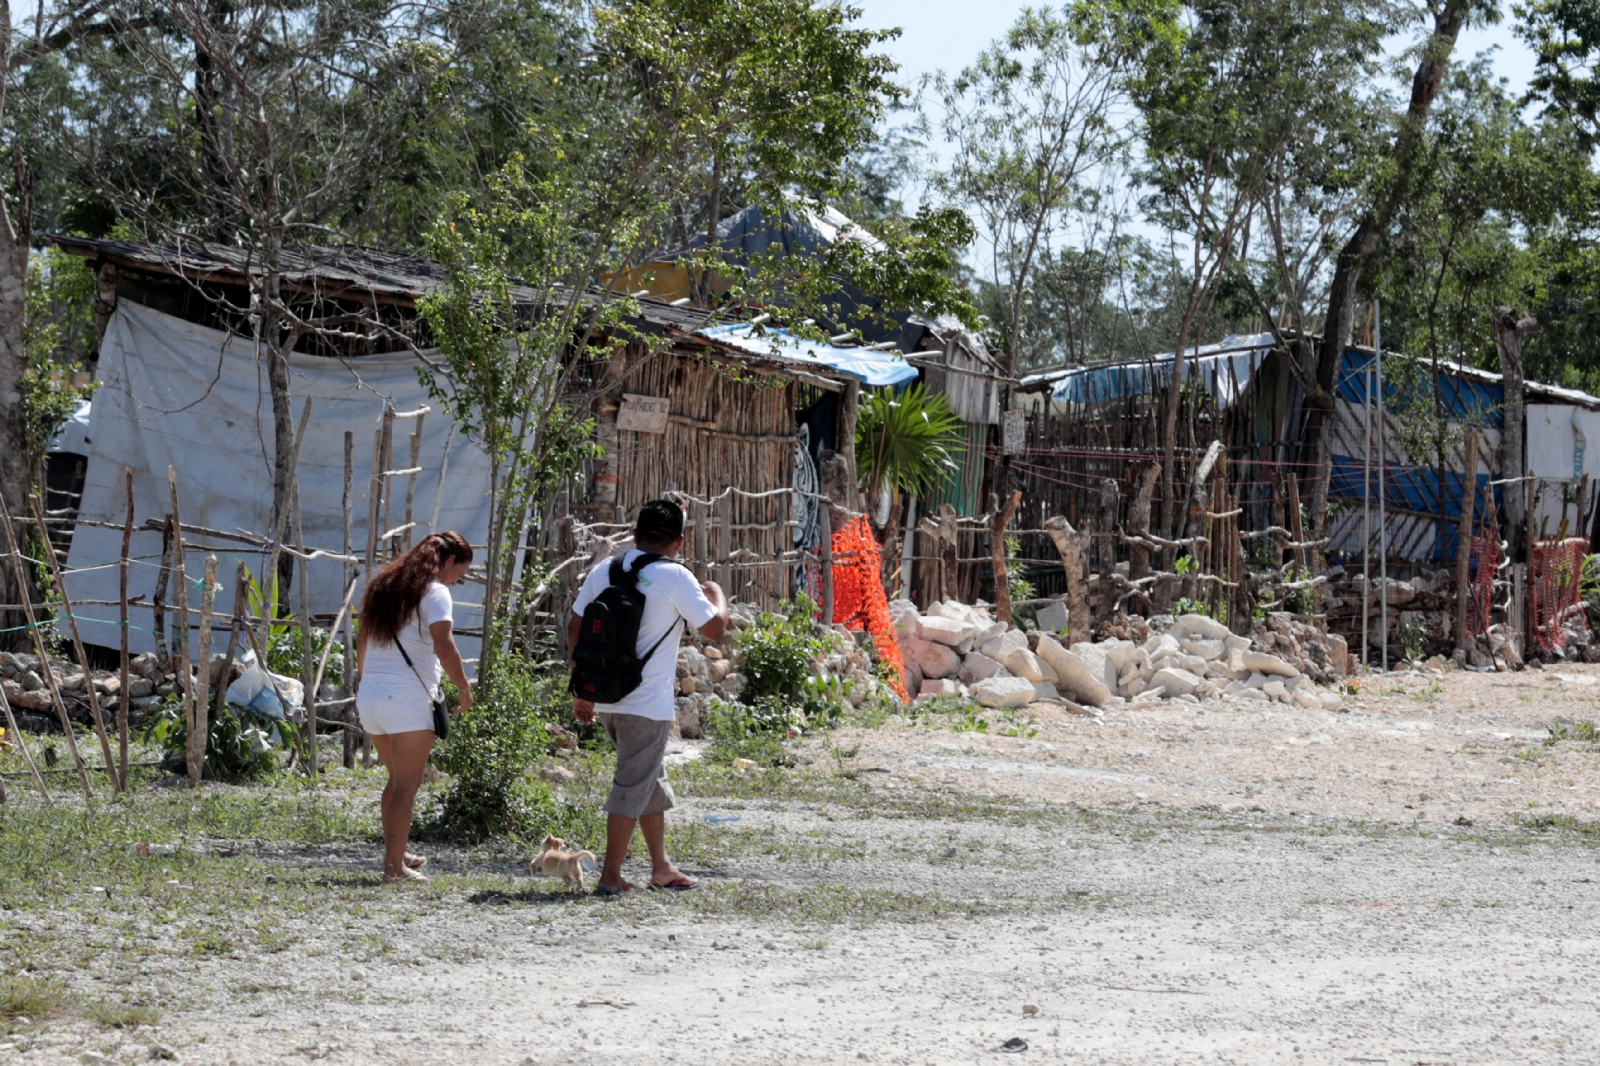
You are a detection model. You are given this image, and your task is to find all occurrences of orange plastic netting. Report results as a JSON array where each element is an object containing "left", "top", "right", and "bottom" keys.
[
  {"left": 1466, "top": 534, "right": 1496, "bottom": 638},
  {"left": 1529, "top": 537, "right": 1590, "bottom": 652},
  {"left": 826, "top": 515, "right": 909, "bottom": 701}
]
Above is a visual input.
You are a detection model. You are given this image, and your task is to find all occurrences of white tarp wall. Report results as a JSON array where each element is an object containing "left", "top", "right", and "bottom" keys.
[
  {"left": 64, "top": 302, "right": 493, "bottom": 662},
  {"left": 1527, "top": 403, "right": 1600, "bottom": 540}
]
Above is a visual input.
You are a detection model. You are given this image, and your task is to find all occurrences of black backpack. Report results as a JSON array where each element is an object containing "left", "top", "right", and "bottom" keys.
[{"left": 569, "top": 553, "right": 682, "bottom": 704}]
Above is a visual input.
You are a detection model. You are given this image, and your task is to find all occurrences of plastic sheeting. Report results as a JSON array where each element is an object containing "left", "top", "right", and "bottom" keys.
[
  {"left": 698, "top": 324, "right": 919, "bottom": 388},
  {"left": 1029, "top": 333, "right": 1275, "bottom": 407},
  {"left": 62, "top": 302, "right": 493, "bottom": 660}
]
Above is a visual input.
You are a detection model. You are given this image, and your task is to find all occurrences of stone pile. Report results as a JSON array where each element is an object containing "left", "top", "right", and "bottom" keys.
[
  {"left": 1, "top": 649, "right": 246, "bottom": 726},
  {"left": 891, "top": 600, "right": 1349, "bottom": 713}
]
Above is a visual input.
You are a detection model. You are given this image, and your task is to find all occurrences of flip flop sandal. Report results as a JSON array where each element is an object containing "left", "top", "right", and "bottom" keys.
[
  {"left": 594, "top": 882, "right": 636, "bottom": 897},
  {"left": 649, "top": 876, "right": 700, "bottom": 891},
  {"left": 405, "top": 854, "right": 428, "bottom": 870},
  {"left": 383, "top": 866, "right": 431, "bottom": 885}
]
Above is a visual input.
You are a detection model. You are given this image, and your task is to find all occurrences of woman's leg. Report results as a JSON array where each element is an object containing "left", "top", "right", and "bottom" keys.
[{"left": 370, "top": 730, "right": 434, "bottom": 879}]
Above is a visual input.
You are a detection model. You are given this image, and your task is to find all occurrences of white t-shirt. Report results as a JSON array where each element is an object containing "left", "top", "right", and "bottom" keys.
[
  {"left": 571, "top": 551, "right": 718, "bottom": 721},
  {"left": 360, "top": 582, "right": 455, "bottom": 700}
]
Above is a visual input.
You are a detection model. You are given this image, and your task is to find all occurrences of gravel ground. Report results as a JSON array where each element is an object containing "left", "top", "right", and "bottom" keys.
[{"left": 4, "top": 665, "right": 1599, "bottom": 1066}]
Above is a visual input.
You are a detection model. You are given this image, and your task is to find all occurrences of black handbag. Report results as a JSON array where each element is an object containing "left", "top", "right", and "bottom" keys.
[{"left": 395, "top": 624, "right": 450, "bottom": 740}]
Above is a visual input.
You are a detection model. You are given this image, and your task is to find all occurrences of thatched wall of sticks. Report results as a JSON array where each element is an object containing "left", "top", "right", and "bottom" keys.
[{"left": 581, "top": 344, "right": 806, "bottom": 608}]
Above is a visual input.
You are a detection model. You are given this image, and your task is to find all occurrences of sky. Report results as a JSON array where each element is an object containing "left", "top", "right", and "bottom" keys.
[{"left": 851, "top": 0, "right": 1541, "bottom": 99}]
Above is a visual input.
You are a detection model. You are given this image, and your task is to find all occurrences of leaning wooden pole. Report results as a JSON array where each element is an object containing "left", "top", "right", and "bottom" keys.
[
  {"left": 989, "top": 490, "right": 1022, "bottom": 624},
  {"left": 1454, "top": 428, "right": 1480, "bottom": 657},
  {"left": 215, "top": 562, "right": 248, "bottom": 723},
  {"left": 168, "top": 466, "right": 195, "bottom": 779},
  {"left": 29, "top": 493, "right": 118, "bottom": 789},
  {"left": 188, "top": 554, "right": 218, "bottom": 786},
  {"left": 118, "top": 467, "right": 134, "bottom": 789},
  {"left": 818, "top": 502, "right": 835, "bottom": 625},
  {"left": 342, "top": 430, "right": 357, "bottom": 771},
  {"left": 0, "top": 494, "right": 92, "bottom": 798},
  {"left": 293, "top": 479, "right": 317, "bottom": 779}
]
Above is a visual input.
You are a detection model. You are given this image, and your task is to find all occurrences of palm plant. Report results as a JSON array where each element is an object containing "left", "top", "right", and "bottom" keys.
[{"left": 855, "top": 384, "right": 965, "bottom": 547}]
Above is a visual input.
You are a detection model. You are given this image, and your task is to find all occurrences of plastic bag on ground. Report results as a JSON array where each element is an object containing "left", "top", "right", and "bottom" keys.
[{"left": 224, "top": 648, "right": 305, "bottom": 719}]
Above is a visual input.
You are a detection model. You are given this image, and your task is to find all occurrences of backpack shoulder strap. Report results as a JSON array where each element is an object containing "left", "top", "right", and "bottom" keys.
[{"left": 611, "top": 552, "right": 665, "bottom": 586}]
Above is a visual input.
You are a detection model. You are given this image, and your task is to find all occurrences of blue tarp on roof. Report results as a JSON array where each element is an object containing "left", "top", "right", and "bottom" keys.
[
  {"left": 698, "top": 324, "right": 920, "bottom": 388},
  {"left": 1334, "top": 348, "right": 1504, "bottom": 426},
  {"left": 1027, "top": 333, "right": 1275, "bottom": 407},
  {"left": 1327, "top": 454, "right": 1504, "bottom": 564}
]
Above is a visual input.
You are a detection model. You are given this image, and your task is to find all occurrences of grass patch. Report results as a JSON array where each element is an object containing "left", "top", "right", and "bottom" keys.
[
  {"left": 84, "top": 1000, "right": 161, "bottom": 1028},
  {"left": 1545, "top": 719, "right": 1600, "bottom": 749},
  {"left": 1517, "top": 813, "right": 1600, "bottom": 841},
  {"left": 0, "top": 974, "right": 69, "bottom": 1023}
]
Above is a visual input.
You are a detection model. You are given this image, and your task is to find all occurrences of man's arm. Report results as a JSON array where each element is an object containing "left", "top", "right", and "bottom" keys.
[{"left": 697, "top": 581, "right": 730, "bottom": 641}]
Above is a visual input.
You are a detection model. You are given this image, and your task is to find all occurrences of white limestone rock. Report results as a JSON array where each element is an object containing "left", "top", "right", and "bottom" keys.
[
  {"left": 916, "top": 615, "right": 966, "bottom": 647},
  {"left": 973, "top": 675, "right": 1037, "bottom": 709},
  {"left": 1143, "top": 633, "right": 1181, "bottom": 659},
  {"left": 1037, "top": 637, "right": 1110, "bottom": 708},
  {"left": 1293, "top": 686, "right": 1323, "bottom": 709},
  {"left": 1149, "top": 667, "right": 1203, "bottom": 697},
  {"left": 958, "top": 653, "right": 1007, "bottom": 686},
  {"left": 1263, "top": 679, "right": 1289, "bottom": 702},
  {"left": 1069, "top": 641, "right": 1120, "bottom": 693},
  {"left": 919, "top": 678, "right": 962, "bottom": 698},
  {"left": 1032, "top": 680, "right": 1061, "bottom": 701},
  {"left": 1035, "top": 599, "right": 1070, "bottom": 633},
  {"left": 1004, "top": 647, "right": 1046, "bottom": 683},
  {"left": 982, "top": 628, "right": 1027, "bottom": 662},
  {"left": 1241, "top": 651, "right": 1299, "bottom": 678},
  {"left": 1175, "top": 613, "right": 1230, "bottom": 641},
  {"left": 1180, "top": 638, "right": 1225, "bottom": 661}
]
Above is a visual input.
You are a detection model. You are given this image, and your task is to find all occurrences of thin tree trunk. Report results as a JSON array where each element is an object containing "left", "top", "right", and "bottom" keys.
[
  {"left": 1494, "top": 310, "right": 1539, "bottom": 561},
  {"left": 0, "top": 0, "right": 32, "bottom": 647},
  {"left": 1311, "top": 0, "right": 1470, "bottom": 401}
]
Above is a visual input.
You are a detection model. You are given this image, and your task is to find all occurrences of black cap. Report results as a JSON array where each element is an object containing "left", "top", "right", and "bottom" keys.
[{"left": 635, "top": 498, "right": 685, "bottom": 542}]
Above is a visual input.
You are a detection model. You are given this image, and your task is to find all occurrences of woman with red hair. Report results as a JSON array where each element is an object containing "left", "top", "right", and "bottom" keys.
[{"left": 356, "top": 531, "right": 474, "bottom": 883}]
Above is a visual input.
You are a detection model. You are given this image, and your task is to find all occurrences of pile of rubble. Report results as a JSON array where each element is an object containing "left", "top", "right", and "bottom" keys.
[
  {"left": 0, "top": 650, "right": 248, "bottom": 727},
  {"left": 891, "top": 600, "right": 1350, "bottom": 713}
]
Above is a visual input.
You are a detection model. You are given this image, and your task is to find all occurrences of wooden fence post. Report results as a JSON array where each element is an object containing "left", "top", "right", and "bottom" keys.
[
  {"left": 168, "top": 466, "right": 195, "bottom": 785},
  {"left": 0, "top": 492, "right": 93, "bottom": 797},
  {"left": 29, "top": 492, "right": 118, "bottom": 789},
  {"left": 118, "top": 467, "right": 134, "bottom": 789},
  {"left": 990, "top": 490, "right": 1022, "bottom": 623},
  {"left": 1455, "top": 428, "right": 1480, "bottom": 656},
  {"left": 189, "top": 554, "right": 218, "bottom": 786},
  {"left": 1044, "top": 516, "right": 1091, "bottom": 641}
]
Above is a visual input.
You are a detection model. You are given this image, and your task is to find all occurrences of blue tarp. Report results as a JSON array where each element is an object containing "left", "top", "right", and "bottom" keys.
[
  {"left": 698, "top": 324, "right": 920, "bottom": 388},
  {"left": 1334, "top": 348, "right": 1504, "bottom": 427},
  {"left": 1029, "top": 334, "right": 1275, "bottom": 407},
  {"left": 1327, "top": 453, "right": 1504, "bottom": 564}
]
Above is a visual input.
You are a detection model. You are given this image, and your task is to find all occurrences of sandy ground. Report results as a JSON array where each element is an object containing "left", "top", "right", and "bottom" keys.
[
  {"left": 816, "top": 660, "right": 1600, "bottom": 826},
  {"left": 6, "top": 664, "right": 1600, "bottom": 1066}
]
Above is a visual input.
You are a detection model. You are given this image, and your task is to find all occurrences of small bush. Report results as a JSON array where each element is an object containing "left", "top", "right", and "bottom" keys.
[
  {"left": 423, "top": 656, "right": 598, "bottom": 844},
  {"left": 143, "top": 699, "right": 295, "bottom": 781},
  {"left": 268, "top": 625, "right": 344, "bottom": 688}
]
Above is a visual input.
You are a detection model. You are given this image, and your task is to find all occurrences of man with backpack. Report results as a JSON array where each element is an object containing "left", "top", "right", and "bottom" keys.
[{"left": 568, "top": 498, "right": 729, "bottom": 894}]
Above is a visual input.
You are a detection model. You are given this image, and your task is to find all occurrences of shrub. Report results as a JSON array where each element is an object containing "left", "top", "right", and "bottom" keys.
[
  {"left": 423, "top": 656, "right": 597, "bottom": 844},
  {"left": 144, "top": 698, "right": 295, "bottom": 781}
]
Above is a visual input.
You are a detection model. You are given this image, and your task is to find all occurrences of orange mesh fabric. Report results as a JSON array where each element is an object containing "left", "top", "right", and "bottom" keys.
[
  {"left": 828, "top": 515, "right": 909, "bottom": 701},
  {"left": 1467, "top": 534, "right": 1496, "bottom": 638},
  {"left": 1529, "top": 537, "right": 1589, "bottom": 652}
]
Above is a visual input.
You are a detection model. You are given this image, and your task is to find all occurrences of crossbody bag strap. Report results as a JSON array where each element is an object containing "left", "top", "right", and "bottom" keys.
[{"left": 394, "top": 615, "right": 439, "bottom": 701}]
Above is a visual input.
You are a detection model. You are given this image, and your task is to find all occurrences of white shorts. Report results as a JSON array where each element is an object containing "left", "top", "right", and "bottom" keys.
[{"left": 356, "top": 690, "right": 434, "bottom": 736}]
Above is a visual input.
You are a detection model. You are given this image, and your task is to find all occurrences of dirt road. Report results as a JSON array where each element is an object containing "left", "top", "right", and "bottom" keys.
[{"left": 5, "top": 665, "right": 1598, "bottom": 1065}]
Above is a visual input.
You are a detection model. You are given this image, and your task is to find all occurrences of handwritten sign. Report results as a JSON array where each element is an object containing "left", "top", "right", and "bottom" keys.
[
  {"left": 617, "top": 394, "right": 670, "bottom": 434},
  {"left": 1002, "top": 409, "right": 1026, "bottom": 455}
]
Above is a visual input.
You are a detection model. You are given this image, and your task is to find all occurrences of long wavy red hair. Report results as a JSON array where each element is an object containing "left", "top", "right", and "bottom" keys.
[{"left": 361, "top": 531, "right": 473, "bottom": 647}]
